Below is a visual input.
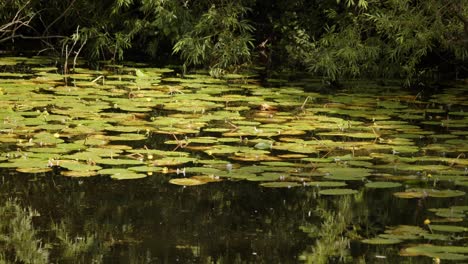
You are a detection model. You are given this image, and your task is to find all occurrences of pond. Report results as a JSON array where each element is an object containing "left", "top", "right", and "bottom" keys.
[{"left": 0, "top": 56, "right": 467, "bottom": 263}]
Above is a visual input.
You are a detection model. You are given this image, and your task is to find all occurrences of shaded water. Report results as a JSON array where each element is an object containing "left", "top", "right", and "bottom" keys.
[{"left": 0, "top": 57, "right": 467, "bottom": 263}]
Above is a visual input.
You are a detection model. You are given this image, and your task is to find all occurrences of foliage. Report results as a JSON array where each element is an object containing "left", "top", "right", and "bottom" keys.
[
  {"left": 282, "top": 0, "right": 468, "bottom": 84},
  {"left": 0, "top": 0, "right": 466, "bottom": 82},
  {"left": 173, "top": 2, "right": 254, "bottom": 76}
]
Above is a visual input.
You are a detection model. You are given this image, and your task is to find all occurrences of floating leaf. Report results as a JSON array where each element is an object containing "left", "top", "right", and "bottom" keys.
[
  {"left": 429, "top": 225, "right": 467, "bottom": 233},
  {"left": 169, "top": 178, "right": 207, "bottom": 186},
  {"left": 318, "top": 188, "right": 358, "bottom": 196},
  {"left": 60, "top": 161, "right": 102, "bottom": 171},
  {"left": 306, "top": 181, "right": 347, "bottom": 187},
  {"left": 402, "top": 244, "right": 468, "bottom": 260},
  {"left": 361, "top": 238, "right": 402, "bottom": 245},
  {"left": 260, "top": 182, "right": 301, "bottom": 188},
  {"left": 110, "top": 172, "right": 147, "bottom": 180},
  {"left": 16, "top": 167, "right": 52, "bottom": 173},
  {"left": 365, "top": 182, "right": 402, "bottom": 189},
  {"left": 394, "top": 188, "right": 466, "bottom": 199},
  {"left": 61, "top": 170, "right": 98, "bottom": 177}
]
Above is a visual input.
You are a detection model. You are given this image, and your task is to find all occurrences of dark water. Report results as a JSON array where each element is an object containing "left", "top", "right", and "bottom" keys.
[
  {"left": 2, "top": 168, "right": 465, "bottom": 263},
  {"left": 1, "top": 171, "right": 315, "bottom": 263}
]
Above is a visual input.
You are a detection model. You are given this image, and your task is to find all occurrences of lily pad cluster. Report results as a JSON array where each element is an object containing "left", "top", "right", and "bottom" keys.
[
  {"left": 362, "top": 204, "right": 468, "bottom": 261},
  {"left": 0, "top": 57, "right": 466, "bottom": 191},
  {"left": 0, "top": 56, "right": 467, "bottom": 262}
]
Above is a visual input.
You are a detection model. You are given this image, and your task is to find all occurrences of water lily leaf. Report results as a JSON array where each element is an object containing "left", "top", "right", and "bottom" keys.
[
  {"left": 169, "top": 178, "right": 207, "bottom": 186},
  {"left": 95, "top": 158, "right": 144, "bottom": 165},
  {"left": 191, "top": 175, "right": 222, "bottom": 183},
  {"left": 378, "top": 233, "right": 420, "bottom": 240},
  {"left": 319, "top": 188, "right": 358, "bottom": 196},
  {"left": 319, "top": 167, "right": 372, "bottom": 178},
  {"left": 75, "top": 137, "right": 109, "bottom": 146},
  {"left": 107, "top": 133, "right": 147, "bottom": 141},
  {"left": 60, "top": 161, "right": 102, "bottom": 171},
  {"left": 105, "top": 126, "right": 148, "bottom": 133},
  {"left": 365, "top": 182, "right": 402, "bottom": 188},
  {"left": 153, "top": 157, "right": 197, "bottom": 166},
  {"left": 394, "top": 188, "right": 466, "bottom": 199},
  {"left": 306, "top": 181, "right": 347, "bottom": 187},
  {"left": 110, "top": 171, "right": 147, "bottom": 180},
  {"left": 33, "top": 132, "right": 65, "bottom": 145},
  {"left": 420, "top": 233, "right": 450, "bottom": 241},
  {"left": 429, "top": 207, "right": 466, "bottom": 218},
  {"left": 61, "top": 170, "right": 98, "bottom": 177},
  {"left": 184, "top": 167, "right": 222, "bottom": 175},
  {"left": 260, "top": 182, "right": 301, "bottom": 188},
  {"left": 429, "top": 225, "right": 467, "bottom": 233},
  {"left": 27, "top": 147, "right": 72, "bottom": 154},
  {"left": 383, "top": 225, "right": 428, "bottom": 240},
  {"left": 323, "top": 175, "right": 364, "bottom": 181},
  {"left": 246, "top": 172, "right": 284, "bottom": 182},
  {"left": 16, "top": 167, "right": 52, "bottom": 173},
  {"left": 361, "top": 238, "right": 402, "bottom": 245},
  {"left": 254, "top": 141, "right": 273, "bottom": 150},
  {"left": 128, "top": 166, "right": 162, "bottom": 173},
  {"left": 402, "top": 244, "right": 468, "bottom": 260},
  {"left": 0, "top": 158, "right": 48, "bottom": 169}
]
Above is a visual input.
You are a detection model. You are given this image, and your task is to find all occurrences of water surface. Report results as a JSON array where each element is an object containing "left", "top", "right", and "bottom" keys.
[{"left": 0, "top": 57, "right": 467, "bottom": 263}]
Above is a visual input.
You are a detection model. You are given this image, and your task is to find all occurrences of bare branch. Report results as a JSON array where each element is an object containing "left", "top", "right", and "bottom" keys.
[
  {"left": 42, "top": 0, "right": 77, "bottom": 36},
  {"left": 0, "top": 34, "right": 65, "bottom": 44}
]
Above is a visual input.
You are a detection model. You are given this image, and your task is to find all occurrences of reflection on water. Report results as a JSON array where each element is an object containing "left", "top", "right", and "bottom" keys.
[
  {"left": 3, "top": 169, "right": 463, "bottom": 263},
  {"left": 0, "top": 57, "right": 467, "bottom": 263},
  {"left": 1, "top": 174, "right": 317, "bottom": 263}
]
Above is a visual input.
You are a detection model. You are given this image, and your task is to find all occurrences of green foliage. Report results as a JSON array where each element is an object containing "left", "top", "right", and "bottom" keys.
[
  {"left": 173, "top": 2, "right": 254, "bottom": 76},
  {"left": 283, "top": 0, "right": 468, "bottom": 85},
  {"left": 0, "top": 0, "right": 466, "bottom": 82}
]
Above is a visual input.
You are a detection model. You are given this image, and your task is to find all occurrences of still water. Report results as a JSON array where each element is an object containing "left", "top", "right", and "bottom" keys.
[{"left": 0, "top": 57, "right": 467, "bottom": 263}]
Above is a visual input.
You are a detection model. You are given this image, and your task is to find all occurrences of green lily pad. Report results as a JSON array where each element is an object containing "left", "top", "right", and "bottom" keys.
[
  {"left": 128, "top": 166, "right": 163, "bottom": 173},
  {"left": 361, "top": 237, "right": 402, "bottom": 245},
  {"left": 61, "top": 170, "right": 98, "bottom": 177},
  {"left": 402, "top": 244, "right": 468, "bottom": 260},
  {"left": 16, "top": 167, "right": 52, "bottom": 173},
  {"left": 260, "top": 182, "right": 301, "bottom": 188},
  {"left": 95, "top": 158, "right": 144, "bottom": 165},
  {"left": 306, "top": 181, "right": 347, "bottom": 187},
  {"left": 169, "top": 178, "right": 207, "bottom": 186},
  {"left": 60, "top": 161, "right": 102, "bottom": 171},
  {"left": 318, "top": 188, "right": 358, "bottom": 196},
  {"left": 365, "top": 182, "right": 402, "bottom": 188},
  {"left": 429, "top": 224, "right": 467, "bottom": 233},
  {"left": 394, "top": 188, "right": 466, "bottom": 199},
  {"left": 110, "top": 171, "right": 147, "bottom": 180}
]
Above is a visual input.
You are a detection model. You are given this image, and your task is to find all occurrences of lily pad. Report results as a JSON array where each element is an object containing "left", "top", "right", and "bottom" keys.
[
  {"left": 110, "top": 172, "right": 147, "bottom": 180},
  {"left": 260, "top": 182, "right": 301, "bottom": 188},
  {"left": 394, "top": 188, "right": 466, "bottom": 199},
  {"left": 429, "top": 224, "right": 467, "bottom": 233},
  {"left": 318, "top": 188, "right": 358, "bottom": 196},
  {"left": 365, "top": 182, "right": 402, "bottom": 189},
  {"left": 402, "top": 244, "right": 468, "bottom": 260},
  {"left": 361, "top": 238, "right": 402, "bottom": 245},
  {"left": 169, "top": 178, "right": 207, "bottom": 186},
  {"left": 306, "top": 181, "right": 347, "bottom": 187}
]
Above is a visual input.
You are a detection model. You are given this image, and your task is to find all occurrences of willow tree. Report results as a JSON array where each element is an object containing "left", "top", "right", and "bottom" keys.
[
  {"left": 280, "top": 0, "right": 468, "bottom": 85},
  {"left": 0, "top": 0, "right": 466, "bottom": 83}
]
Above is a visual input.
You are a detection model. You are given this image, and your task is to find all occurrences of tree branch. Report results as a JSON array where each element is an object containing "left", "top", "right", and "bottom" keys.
[
  {"left": 0, "top": 34, "right": 65, "bottom": 44},
  {"left": 42, "top": 0, "right": 77, "bottom": 36}
]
